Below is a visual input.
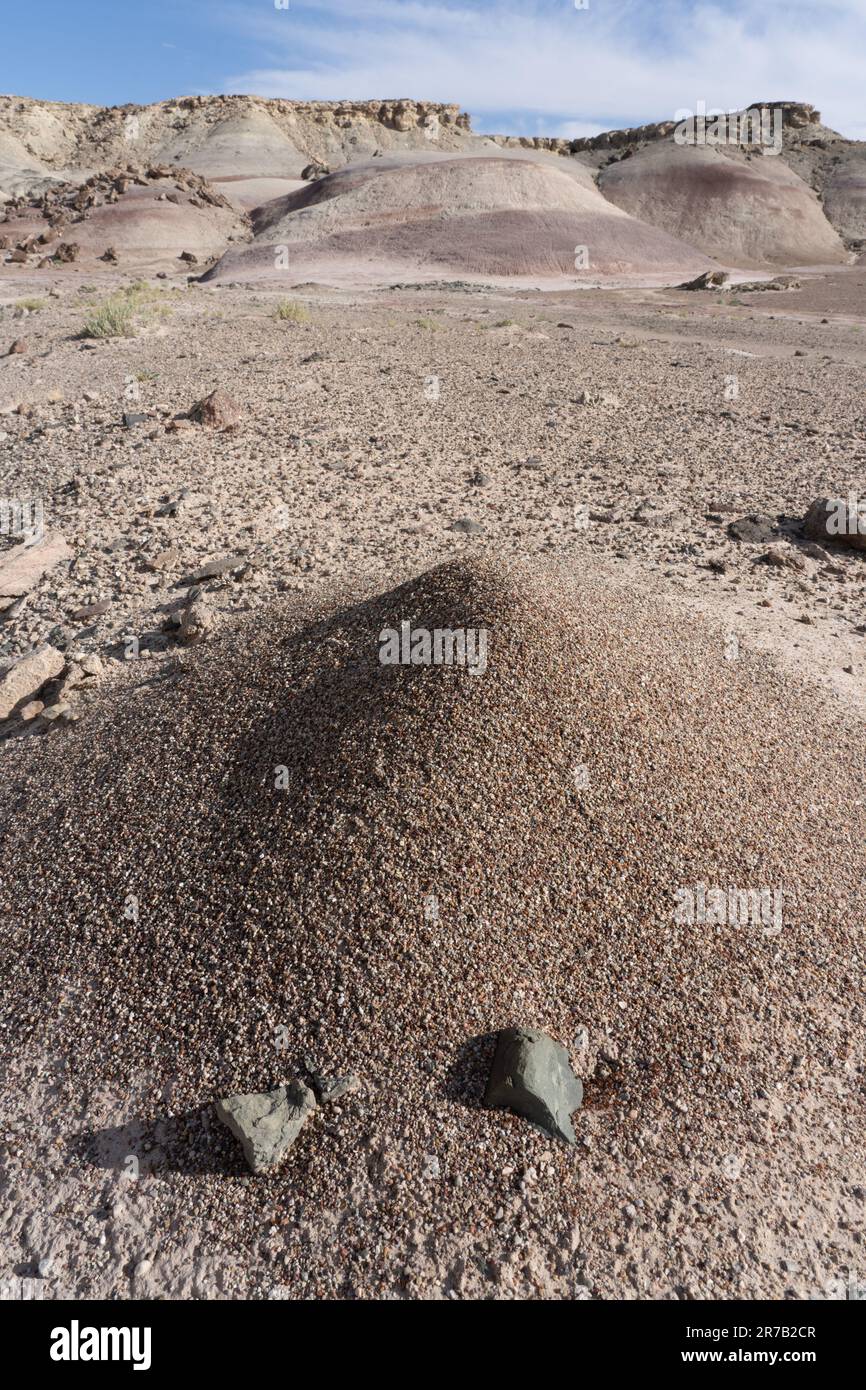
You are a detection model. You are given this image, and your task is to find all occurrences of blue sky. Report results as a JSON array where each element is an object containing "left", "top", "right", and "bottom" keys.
[{"left": 1, "top": 0, "right": 864, "bottom": 138}]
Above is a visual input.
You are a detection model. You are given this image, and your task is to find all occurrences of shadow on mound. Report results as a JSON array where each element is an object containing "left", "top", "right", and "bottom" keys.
[
  {"left": 441, "top": 1031, "right": 500, "bottom": 1110},
  {"left": 76, "top": 1104, "right": 249, "bottom": 1179}
]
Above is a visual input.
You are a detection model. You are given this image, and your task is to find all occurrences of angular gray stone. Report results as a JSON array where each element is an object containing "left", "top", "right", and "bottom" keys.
[
  {"left": 215, "top": 1081, "right": 316, "bottom": 1173},
  {"left": 485, "top": 1027, "right": 583, "bottom": 1144},
  {"left": 310, "top": 1073, "right": 360, "bottom": 1104}
]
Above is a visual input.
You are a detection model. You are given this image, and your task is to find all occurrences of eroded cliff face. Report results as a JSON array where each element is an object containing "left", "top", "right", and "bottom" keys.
[
  {"left": 2, "top": 94, "right": 864, "bottom": 250},
  {"left": 486, "top": 104, "right": 828, "bottom": 159},
  {"left": 0, "top": 94, "right": 473, "bottom": 195},
  {"left": 0, "top": 94, "right": 851, "bottom": 187}
]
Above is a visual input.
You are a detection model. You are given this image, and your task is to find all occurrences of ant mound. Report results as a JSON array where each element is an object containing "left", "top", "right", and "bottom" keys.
[{"left": 1, "top": 556, "right": 863, "bottom": 1299}]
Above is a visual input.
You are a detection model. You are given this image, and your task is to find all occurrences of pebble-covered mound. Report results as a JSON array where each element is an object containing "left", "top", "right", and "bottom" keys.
[
  {"left": 205, "top": 154, "right": 714, "bottom": 282},
  {"left": 1, "top": 557, "right": 864, "bottom": 1299}
]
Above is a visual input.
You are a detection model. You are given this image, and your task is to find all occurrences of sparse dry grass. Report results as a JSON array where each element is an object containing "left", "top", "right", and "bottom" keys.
[
  {"left": 80, "top": 282, "right": 168, "bottom": 339},
  {"left": 274, "top": 299, "right": 310, "bottom": 323}
]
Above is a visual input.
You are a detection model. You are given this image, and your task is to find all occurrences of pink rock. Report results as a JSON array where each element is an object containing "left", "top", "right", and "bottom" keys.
[
  {"left": 0, "top": 645, "right": 64, "bottom": 721},
  {"left": 0, "top": 532, "right": 72, "bottom": 607}
]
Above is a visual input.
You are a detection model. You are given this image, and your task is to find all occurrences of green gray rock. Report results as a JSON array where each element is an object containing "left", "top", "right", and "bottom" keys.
[
  {"left": 215, "top": 1081, "right": 316, "bottom": 1173},
  {"left": 310, "top": 1073, "right": 360, "bottom": 1104},
  {"left": 485, "top": 1027, "right": 583, "bottom": 1144}
]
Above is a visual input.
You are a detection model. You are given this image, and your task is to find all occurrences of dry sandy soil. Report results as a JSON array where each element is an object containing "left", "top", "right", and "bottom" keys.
[
  {"left": 1, "top": 257, "right": 865, "bottom": 1301},
  {"left": 2, "top": 264, "right": 865, "bottom": 707}
]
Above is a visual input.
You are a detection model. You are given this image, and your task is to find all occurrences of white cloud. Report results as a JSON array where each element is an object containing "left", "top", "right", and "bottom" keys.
[{"left": 221, "top": 0, "right": 866, "bottom": 138}]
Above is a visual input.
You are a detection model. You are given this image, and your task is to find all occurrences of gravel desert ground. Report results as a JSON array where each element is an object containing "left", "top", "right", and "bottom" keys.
[{"left": 1, "top": 87, "right": 865, "bottom": 1305}]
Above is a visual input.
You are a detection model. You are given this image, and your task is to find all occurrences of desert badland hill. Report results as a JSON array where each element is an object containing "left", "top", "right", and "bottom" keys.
[{"left": 2, "top": 94, "right": 864, "bottom": 282}]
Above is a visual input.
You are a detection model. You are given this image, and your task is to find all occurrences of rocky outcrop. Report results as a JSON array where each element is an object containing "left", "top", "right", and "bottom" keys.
[
  {"left": 0, "top": 95, "right": 473, "bottom": 200},
  {"left": 0, "top": 161, "right": 248, "bottom": 268},
  {"left": 570, "top": 103, "right": 824, "bottom": 155},
  {"left": 2, "top": 93, "right": 860, "bottom": 253}
]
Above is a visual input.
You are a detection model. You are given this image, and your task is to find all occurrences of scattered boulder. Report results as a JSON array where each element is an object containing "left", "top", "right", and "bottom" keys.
[
  {"left": 449, "top": 517, "right": 485, "bottom": 535},
  {"left": 485, "top": 1027, "right": 583, "bottom": 1144},
  {"left": 0, "top": 645, "right": 65, "bottom": 721},
  {"left": 53, "top": 242, "right": 80, "bottom": 263},
  {"left": 802, "top": 496, "right": 866, "bottom": 553},
  {"left": 190, "top": 388, "right": 240, "bottom": 430},
  {"left": 41, "top": 701, "right": 74, "bottom": 724},
  {"left": 215, "top": 1081, "right": 317, "bottom": 1173},
  {"left": 758, "top": 544, "right": 807, "bottom": 571},
  {"left": 100, "top": 246, "right": 118, "bottom": 263},
  {"left": 179, "top": 250, "right": 198, "bottom": 264},
  {"left": 733, "top": 275, "right": 801, "bottom": 292},
  {"left": 79, "top": 653, "right": 104, "bottom": 679},
  {"left": 55, "top": 654, "right": 104, "bottom": 704},
  {"left": 175, "top": 588, "right": 215, "bottom": 646},
  {"left": 7, "top": 339, "right": 28, "bottom": 356},
  {"left": 0, "top": 533, "right": 72, "bottom": 611},
  {"left": 309, "top": 1073, "right": 360, "bottom": 1104},
  {"left": 727, "top": 514, "right": 779, "bottom": 544},
  {"left": 187, "top": 554, "right": 247, "bottom": 582},
  {"left": 677, "top": 269, "right": 729, "bottom": 290},
  {"left": 301, "top": 162, "right": 330, "bottom": 181},
  {"left": 70, "top": 599, "right": 111, "bottom": 622}
]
